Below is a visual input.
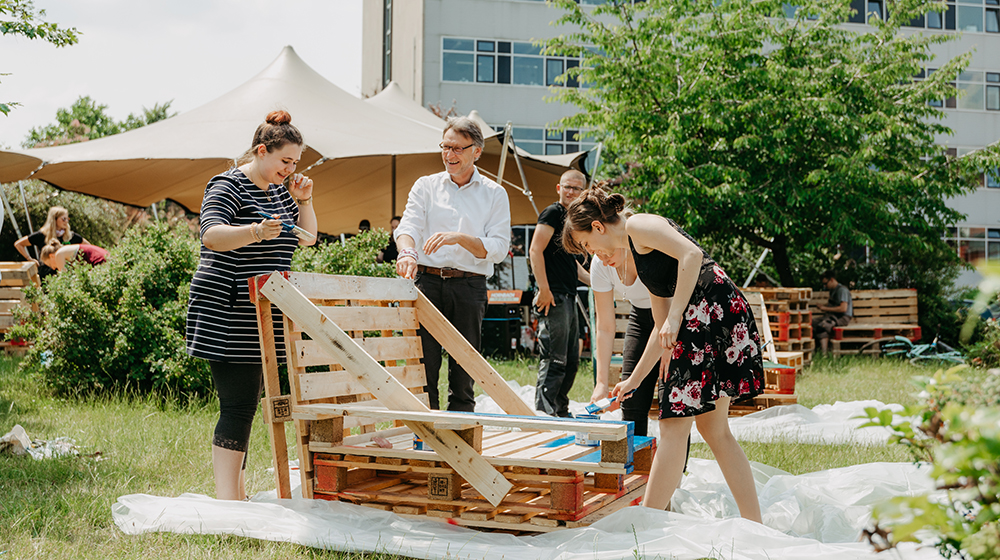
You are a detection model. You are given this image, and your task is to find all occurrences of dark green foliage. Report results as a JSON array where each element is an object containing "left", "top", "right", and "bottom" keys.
[
  {"left": 292, "top": 229, "right": 396, "bottom": 277},
  {"left": 545, "top": 0, "right": 1000, "bottom": 291},
  {"left": 10, "top": 223, "right": 209, "bottom": 396},
  {"left": 24, "top": 96, "right": 175, "bottom": 148}
]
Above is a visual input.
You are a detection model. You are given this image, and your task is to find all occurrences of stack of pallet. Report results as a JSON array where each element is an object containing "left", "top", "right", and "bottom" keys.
[
  {"left": 810, "top": 289, "right": 921, "bottom": 356},
  {"left": 0, "top": 262, "right": 40, "bottom": 354},
  {"left": 743, "top": 287, "right": 815, "bottom": 365}
]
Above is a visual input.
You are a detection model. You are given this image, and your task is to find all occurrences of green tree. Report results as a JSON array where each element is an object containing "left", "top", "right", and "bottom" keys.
[
  {"left": 545, "top": 0, "right": 1000, "bottom": 289},
  {"left": 1, "top": 0, "right": 79, "bottom": 115},
  {"left": 23, "top": 96, "right": 175, "bottom": 148}
]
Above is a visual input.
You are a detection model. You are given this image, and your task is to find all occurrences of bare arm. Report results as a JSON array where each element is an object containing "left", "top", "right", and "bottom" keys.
[
  {"left": 576, "top": 260, "right": 591, "bottom": 286},
  {"left": 14, "top": 236, "right": 35, "bottom": 262},
  {"left": 423, "top": 232, "right": 487, "bottom": 259},
  {"left": 395, "top": 234, "right": 418, "bottom": 279},
  {"left": 202, "top": 220, "right": 283, "bottom": 253},
  {"left": 528, "top": 224, "right": 554, "bottom": 314},
  {"left": 288, "top": 174, "right": 318, "bottom": 246}
]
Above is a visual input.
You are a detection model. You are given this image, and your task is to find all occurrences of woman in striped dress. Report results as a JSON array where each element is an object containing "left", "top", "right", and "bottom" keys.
[{"left": 186, "top": 110, "right": 318, "bottom": 500}]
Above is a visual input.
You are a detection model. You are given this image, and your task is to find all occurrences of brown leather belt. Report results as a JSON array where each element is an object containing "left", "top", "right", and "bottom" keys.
[{"left": 417, "top": 264, "right": 484, "bottom": 278}]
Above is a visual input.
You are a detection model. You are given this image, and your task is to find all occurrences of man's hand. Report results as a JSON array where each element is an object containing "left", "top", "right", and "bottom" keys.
[
  {"left": 423, "top": 232, "right": 463, "bottom": 255},
  {"left": 396, "top": 255, "right": 418, "bottom": 280},
  {"left": 534, "top": 287, "right": 555, "bottom": 315}
]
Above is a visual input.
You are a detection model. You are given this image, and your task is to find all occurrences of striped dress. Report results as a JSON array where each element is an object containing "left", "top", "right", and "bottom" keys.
[{"left": 185, "top": 168, "right": 299, "bottom": 363}]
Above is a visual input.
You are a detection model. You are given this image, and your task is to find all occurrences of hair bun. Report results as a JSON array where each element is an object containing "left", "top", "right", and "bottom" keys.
[{"left": 265, "top": 110, "right": 292, "bottom": 125}]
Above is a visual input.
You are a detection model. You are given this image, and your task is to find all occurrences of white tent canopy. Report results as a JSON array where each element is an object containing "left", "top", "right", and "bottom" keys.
[{"left": 0, "top": 47, "right": 585, "bottom": 233}]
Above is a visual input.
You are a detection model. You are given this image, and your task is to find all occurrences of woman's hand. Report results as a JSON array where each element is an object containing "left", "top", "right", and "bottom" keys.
[
  {"left": 287, "top": 173, "right": 313, "bottom": 201},
  {"left": 659, "top": 316, "right": 680, "bottom": 351},
  {"left": 590, "top": 382, "right": 609, "bottom": 404},
  {"left": 611, "top": 377, "right": 639, "bottom": 403},
  {"left": 658, "top": 347, "right": 674, "bottom": 381},
  {"left": 257, "top": 219, "right": 284, "bottom": 241}
]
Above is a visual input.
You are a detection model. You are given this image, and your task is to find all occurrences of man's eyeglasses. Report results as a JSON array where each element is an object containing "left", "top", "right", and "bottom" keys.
[
  {"left": 558, "top": 184, "right": 585, "bottom": 192},
  {"left": 440, "top": 143, "right": 475, "bottom": 155}
]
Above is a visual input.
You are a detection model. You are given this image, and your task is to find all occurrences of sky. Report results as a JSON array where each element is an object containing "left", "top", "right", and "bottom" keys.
[{"left": 1, "top": 0, "right": 364, "bottom": 149}]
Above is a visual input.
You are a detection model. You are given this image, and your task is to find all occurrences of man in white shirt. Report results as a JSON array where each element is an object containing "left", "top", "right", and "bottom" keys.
[{"left": 394, "top": 117, "right": 511, "bottom": 411}]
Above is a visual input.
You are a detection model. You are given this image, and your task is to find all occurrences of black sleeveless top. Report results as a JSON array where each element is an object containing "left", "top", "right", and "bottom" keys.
[{"left": 629, "top": 218, "right": 711, "bottom": 299}]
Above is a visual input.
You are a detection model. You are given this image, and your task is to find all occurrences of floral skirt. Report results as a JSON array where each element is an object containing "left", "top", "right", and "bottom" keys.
[{"left": 658, "top": 261, "right": 764, "bottom": 418}]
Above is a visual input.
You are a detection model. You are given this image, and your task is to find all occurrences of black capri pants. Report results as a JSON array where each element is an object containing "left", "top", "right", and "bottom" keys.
[
  {"left": 210, "top": 361, "right": 264, "bottom": 463},
  {"left": 620, "top": 306, "right": 690, "bottom": 468}
]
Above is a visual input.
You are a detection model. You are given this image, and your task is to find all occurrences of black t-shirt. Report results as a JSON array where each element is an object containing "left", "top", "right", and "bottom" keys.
[
  {"left": 537, "top": 202, "right": 579, "bottom": 295},
  {"left": 27, "top": 231, "right": 83, "bottom": 252}
]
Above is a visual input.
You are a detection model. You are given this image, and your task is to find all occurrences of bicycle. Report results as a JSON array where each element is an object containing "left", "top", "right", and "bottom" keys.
[{"left": 857, "top": 335, "right": 965, "bottom": 365}]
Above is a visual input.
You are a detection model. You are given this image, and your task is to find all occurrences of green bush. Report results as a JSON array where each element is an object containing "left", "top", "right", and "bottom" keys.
[
  {"left": 10, "top": 222, "right": 209, "bottom": 396},
  {"left": 292, "top": 229, "right": 395, "bottom": 277},
  {"left": 863, "top": 366, "right": 1000, "bottom": 559}
]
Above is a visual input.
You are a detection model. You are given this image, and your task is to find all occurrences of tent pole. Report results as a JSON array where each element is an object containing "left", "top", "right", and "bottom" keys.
[
  {"left": 17, "top": 181, "right": 33, "bottom": 234},
  {"left": 590, "top": 142, "right": 603, "bottom": 185},
  {"left": 742, "top": 248, "right": 772, "bottom": 288},
  {"left": 497, "top": 121, "right": 512, "bottom": 187},
  {"left": 1, "top": 183, "right": 26, "bottom": 257},
  {"left": 391, "top": 154, "right": 397, "bottom": 218},
  {"left": 507, "top": 136, "right": 539, "bottom": 218},
  {"left": 151, "top": 202, "right": 160, "bottom": 222}
]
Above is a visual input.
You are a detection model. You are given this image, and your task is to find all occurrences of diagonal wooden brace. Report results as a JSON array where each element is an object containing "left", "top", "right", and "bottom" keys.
[{"left": 257, "top": 272, "right": 513, "bottom": 507}]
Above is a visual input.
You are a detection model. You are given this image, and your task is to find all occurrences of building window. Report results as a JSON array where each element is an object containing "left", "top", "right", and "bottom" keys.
[
  {"left": 987, "top": 169, "right": 1000, "bottom": 188},
  {"left": 382, "top": 0, "right": 392, "bottom": 87},
  {"left": 988, "top": 72, "right": 1000, "bottom": 110},
  {"left": 920, "top": 68, "right": 1000, "bottom": 111},
  {"left": 443, "top": 36, "right": 581, "bottom": 88},
  {"left": 903, "top": 1, "right": 1000, "bottom": 32},
  {"left": 944, "top": 227, "right": 1000, "bottom": 264},
  {"left": 492, "top": 124, "right": 598, "bottom": 159}
]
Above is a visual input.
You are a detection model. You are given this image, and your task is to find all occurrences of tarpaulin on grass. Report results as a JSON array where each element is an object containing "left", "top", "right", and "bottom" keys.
[{"left": 112, "top": 459, "right": 944, "bottom": 560}]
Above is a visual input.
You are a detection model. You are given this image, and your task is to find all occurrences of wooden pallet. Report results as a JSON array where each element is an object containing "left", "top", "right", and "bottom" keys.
[
  {"left": 745, "top": 287, "right": 814, "bottom": 365},
  {"left": 812, "top": 289, "right": 919, "bottom": 325},
  {"left": 0, "top": 262, "right": 40, "bottom": 353},
  {"left": 833, "top": 324, "right": 921, "bottom": 341},
  {"left": 729, "top": 393, "right": 798, "bottom": 416},
  {"left": 743, "top": 287, "right": 813, "bottom": 302},
  {"left": 251, "top": 272, "right": 652, "bottom": 531}
]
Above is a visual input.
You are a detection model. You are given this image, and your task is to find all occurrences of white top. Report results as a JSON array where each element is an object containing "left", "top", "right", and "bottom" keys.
[
  {"left": 394, "top": 168, "right": 511, "bottom": 276},
  {"left": 590, "top": 254, "right": 652, "bottom": 309}
]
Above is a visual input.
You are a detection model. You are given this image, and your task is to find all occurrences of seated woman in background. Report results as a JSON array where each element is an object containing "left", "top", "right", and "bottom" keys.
[
  {"left": 39, "top": 240, "right": 107, "bottom": 272},
  {"left": 14, "top": 206, "right": 89, "bottom": 277}
]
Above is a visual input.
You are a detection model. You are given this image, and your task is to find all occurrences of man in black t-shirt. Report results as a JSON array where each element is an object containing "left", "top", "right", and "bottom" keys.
[
  {"left": 812, "top": 269, "right": 853, "bottom": 353},
  {"left": 529, "top": 170, "right": 591, "bottom": 417}
]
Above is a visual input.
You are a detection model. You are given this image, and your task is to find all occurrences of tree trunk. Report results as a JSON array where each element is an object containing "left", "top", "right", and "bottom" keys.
[{"left": 771, "top": 235, "right": 796, "bottom": 287}]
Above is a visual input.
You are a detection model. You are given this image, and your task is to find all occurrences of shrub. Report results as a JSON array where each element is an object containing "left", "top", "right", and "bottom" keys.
[
  {"left": 292, "top": 229, "right": 395, "bottom": 277},
  {"left": 10, "top": 222, "right": 209, "bottom": 396},
  {"left": 863, "top": 367, "right": 1000, "bottom": 559}
]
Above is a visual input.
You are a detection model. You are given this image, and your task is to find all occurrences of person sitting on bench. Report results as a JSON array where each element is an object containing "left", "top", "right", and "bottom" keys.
[{"left": 812, "top": 269, "right": 853, "bottom": 353}]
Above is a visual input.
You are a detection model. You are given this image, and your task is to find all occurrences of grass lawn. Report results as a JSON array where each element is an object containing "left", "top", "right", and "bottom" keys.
[{"left": 0, "top": 352, "right": 930, "bottom": 559}]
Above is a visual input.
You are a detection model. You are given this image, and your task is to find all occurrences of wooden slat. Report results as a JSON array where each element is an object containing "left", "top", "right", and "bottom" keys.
[
  {"left": 253, "top": 298, "right": 292, "bottom": 499},
  {"left": 415, "top": 291, "right": 536, "bottom": 417},
  {"left": 0, "top": 288, "right": 27, "bottom": 301},
  {"left": 287, "top": 272, "right": 419, "bottom": 302},
  {"left": 298, "top": 365, "right": 427, "bottom": 401},
  {"left": 290, "top": 305, "right": 419, "bottom": 333},
  {"left": 293, "top": 336, "right": 423, "bottom": 367},
  {"left": 292, "top": 404, "right": 629, "bottom": 440},
  {"left": 259, "top": 273, "right": 513, "bottom": 507}
]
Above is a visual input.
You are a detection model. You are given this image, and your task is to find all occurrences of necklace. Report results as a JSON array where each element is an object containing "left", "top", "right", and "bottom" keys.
[{"left": 243, "top": 164, "right": 273, "bottom": 201}]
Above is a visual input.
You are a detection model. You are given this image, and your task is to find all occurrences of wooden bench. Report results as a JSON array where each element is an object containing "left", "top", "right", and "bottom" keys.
[
  {"left": 0, "top": 262, "right": 40, "bottom": 354},
  {"left": 810, "top": 289, "right": 921, "bottom": 356},
  {"left": 251, "top": 272, "right": 654, "bottom": 532}
]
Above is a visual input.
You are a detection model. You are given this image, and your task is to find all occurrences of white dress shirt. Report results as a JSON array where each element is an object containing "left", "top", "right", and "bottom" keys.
[
  {"left": 394, "top": 168, "right": 511, "bottom": 276},
  {"left": 590, "top": 254, "right": 652, "bottom": 309}
]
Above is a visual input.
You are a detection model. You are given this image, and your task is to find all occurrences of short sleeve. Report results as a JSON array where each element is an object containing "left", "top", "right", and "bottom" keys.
[
  {"left": 69, "top": 232, "right": 84, "bottom": 244},
  {"left": 590, "top": 257, "right": 616, "bottom": 293},
  {"left": 537, "top": 205, "right": 562, "bottom": 230},
  {"left": 200, "top": 177, "right": 244, "bottom": 237},
  {"left": 27, "top": 231, "right": 46, "bottom": 249}
]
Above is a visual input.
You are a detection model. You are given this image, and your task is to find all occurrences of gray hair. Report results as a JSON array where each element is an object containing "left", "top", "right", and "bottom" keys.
[{"left": 443, "top": 116, "right": 485, "bottom": 149}]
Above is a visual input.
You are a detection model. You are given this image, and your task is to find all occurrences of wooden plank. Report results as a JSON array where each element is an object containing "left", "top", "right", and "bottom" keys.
[
  {"left": 298, "top": 365, "right": 426, "bottom": 401},
  {"left": 258, "top": 272, "right": 513, "bottom": 507},
  {"left": 293, "top": 336, "right": 423, "bottom": 367},
  {"left": 286, "top": 272, "right": 419, "bottom": 302},
  {"left": 0, "top": 288, "right": 27, "bottom": 301},
  {"left": 253, "top": 296, "right": 292, "bottom": 500},
  {"left": 290, "top": 305, "right": 420, "bottom": 333},
  {"left": 415, "top": 291, "right": 536, "bottom": 417},
  {"left": 292, "top": 404, "right": 629, "bottom": 440}
]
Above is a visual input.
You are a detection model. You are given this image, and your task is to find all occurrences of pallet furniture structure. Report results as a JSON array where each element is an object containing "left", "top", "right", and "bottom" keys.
[
  {"left": 743, "top": 287, "right": 815, "bottom": 365},
  {"left": 729, "top": 292, "right": 802, "bottom": 416},
  {"left": 0, "top": 262, "right": 40, "bottom": 355},
  {"left": 810, "top": 289, "right": 921, "bottom": 356},
  {"left": 251, "top": 272, "right": 655, "bottom": 532}
]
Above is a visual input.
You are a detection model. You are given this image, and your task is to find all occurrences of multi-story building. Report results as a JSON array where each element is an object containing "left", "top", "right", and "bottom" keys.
[{"left": 363, "top": 0, "right": 1000, "bottom": 286}]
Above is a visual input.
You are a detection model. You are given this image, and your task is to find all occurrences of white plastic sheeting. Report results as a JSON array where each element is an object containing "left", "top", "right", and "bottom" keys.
[{"left": 112, "top": 458, "right": 944, "bottom": 559}]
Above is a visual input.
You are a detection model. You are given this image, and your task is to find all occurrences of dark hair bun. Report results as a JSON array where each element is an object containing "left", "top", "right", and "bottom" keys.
[
  {"left": 265, "top": 110, "right": 292, "bottom": 125},
  {"left": 587, "top": 186, "right": 625, "bottom": 220}
]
